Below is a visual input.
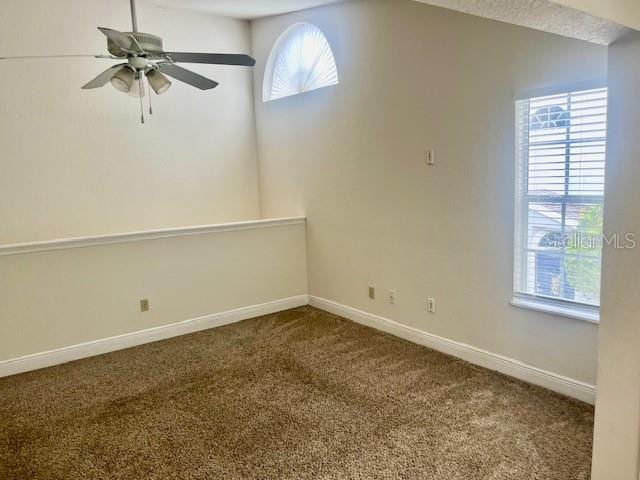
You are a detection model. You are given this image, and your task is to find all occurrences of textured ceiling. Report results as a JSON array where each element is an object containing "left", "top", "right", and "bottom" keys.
[
  {"left": 415, "top": 0, "right": 630, "bottom": 45},
  {"left": 146, "top": 0, "right": 343, "bottom": 20},
  {"left": 146, "top": 0, "right": 631, "bottom": 45},
  {"left": 550, "top": 0, "right": 640, "bottom": 31}
]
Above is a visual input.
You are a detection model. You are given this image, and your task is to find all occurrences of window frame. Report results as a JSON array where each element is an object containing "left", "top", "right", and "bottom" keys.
[
  {"left": 511, "top": 82, "right": 608, "bottom": 324},
  {"left": 262, "top": 22, "right": 339, "bottom": 103}
]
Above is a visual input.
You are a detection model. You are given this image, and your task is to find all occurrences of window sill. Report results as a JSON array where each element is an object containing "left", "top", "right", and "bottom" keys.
[{"left": 510, "top": 297, "right": 600, "bottom": 324}]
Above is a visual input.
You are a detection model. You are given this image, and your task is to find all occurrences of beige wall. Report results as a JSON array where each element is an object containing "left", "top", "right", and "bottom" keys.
[
  {"left": 0, "top": 1, "right": 311, "bottom": 366},
  {"left": 252, "top": 0, "right": 607, "bottom": 384},
  {"left": 0, "top": 0, "right": 260, "bottom": 244},
  {"left": 591, "top": 31, "right": 640, "bottom": 480},
  {"left": 0, "top": 223, "right": 308, "bottom": 361}
]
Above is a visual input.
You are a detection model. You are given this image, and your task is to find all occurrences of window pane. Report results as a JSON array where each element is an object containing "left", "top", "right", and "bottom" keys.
[
  {"left": 264, "top": 23, "right": 339, "bottom": 102},
  {"left": 568, "top": 142, "right": 606, "bottom": 196},
  {"left": 514, "top": 87, "right": 607, "bottom": 309}
]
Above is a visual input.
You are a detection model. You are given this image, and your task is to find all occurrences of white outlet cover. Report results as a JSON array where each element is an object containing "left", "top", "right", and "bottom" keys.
[{"left": 388, "top": 290, "right": 396, "bottom": 304}]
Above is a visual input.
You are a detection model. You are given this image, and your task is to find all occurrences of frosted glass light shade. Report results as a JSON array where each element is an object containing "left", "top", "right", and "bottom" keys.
[
  {"left": 110, "top": 66, "right": 134, "bottom": 93},
  {"left": 147, "top": 69, "right": 172, "bottom": 95},
  {"left": 127, "top": 76, "right": 146, "bottom": 98},
  {"left": 263, "top": 23, "right": 339, "bottom": 102}
]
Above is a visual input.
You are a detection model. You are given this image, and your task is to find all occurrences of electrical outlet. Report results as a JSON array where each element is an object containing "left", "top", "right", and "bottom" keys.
[
  {"left": 369, "top": 286, "right": 375, "bottom": 300},
  {"left": 140, "top": 299, "right": 150, "bottom": 312},
  {"left": 428, "top": 298, "right": 436, "bottom": 313},
  {"left": 388, "top": 290, "right": 396, "bottom": 305}
]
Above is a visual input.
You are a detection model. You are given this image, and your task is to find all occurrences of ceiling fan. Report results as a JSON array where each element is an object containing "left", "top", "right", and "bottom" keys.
[{"left": 0, "top": 0, "right": 256, "bottom": 123}]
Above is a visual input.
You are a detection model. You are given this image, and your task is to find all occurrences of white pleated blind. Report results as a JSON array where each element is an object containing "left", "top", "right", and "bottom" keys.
[
  {"left": 264, "top": 23, "right": 339, "bottom": 102},
  {"left": 514, "top": 87, "right": 608, "bottom": 309}
]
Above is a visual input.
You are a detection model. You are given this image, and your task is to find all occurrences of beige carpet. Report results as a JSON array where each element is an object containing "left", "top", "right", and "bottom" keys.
[{"left": 0, "top": 306, "right": 593, "bottom": 479}]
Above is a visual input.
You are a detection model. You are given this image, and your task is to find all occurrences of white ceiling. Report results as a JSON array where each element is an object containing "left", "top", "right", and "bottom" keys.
[
  {"left": 415, "top": 0, "right": 630, "bottom": 45},
  {"left": 146, "top": 0, "right": 343, "bottom": 20}
]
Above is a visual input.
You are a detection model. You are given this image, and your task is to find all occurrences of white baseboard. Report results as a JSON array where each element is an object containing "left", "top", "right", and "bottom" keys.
[
  {"left": 309, "top": 296, "right": 596, "bottom": 405},
  {"left": 2, "top": 294, "right": 596, "bottom": 405},
  {"left": 0, "top": 295, "right": 308, "bottom": 379}
]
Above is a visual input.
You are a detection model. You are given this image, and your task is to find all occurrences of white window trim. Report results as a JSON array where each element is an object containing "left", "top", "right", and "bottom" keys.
[
  {"left": 510, "top": 295, "right": 600, "bottom": 324},
  {"left": 515, "top": 78, "right": 607, "bottom": 101},
  {"left": 512, "top": 82, "right": 607, "bottom": 324}
]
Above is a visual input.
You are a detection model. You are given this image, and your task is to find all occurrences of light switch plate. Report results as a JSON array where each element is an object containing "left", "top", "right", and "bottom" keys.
[{"left": 427, "top": 148, "right": 435, "bottom": 166}]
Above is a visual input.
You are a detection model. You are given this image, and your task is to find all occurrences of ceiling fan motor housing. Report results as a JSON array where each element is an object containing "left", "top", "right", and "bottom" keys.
[{"left": 107, "top": 32, "right": 164, "bottom": 57}]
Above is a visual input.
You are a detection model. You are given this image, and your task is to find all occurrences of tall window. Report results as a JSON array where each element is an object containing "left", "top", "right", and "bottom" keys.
[
  {"left": 514, "top": 87, "right": 608, "bottom": 319},
  {"left": 263, "top": 23, "right": 339, "bottom": 102}
]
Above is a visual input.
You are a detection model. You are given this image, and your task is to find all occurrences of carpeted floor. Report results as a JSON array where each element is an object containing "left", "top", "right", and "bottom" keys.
[{"left": 0, "top": 306, "right": 593, "bottom": 479}]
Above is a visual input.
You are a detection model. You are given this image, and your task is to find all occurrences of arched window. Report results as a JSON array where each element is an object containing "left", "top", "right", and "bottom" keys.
[
  {"left": 530, "top": 105, "right": 570, "bottom": 129},
  {"left": 263, "top": 23, "right": 339, "bottom": 102}
]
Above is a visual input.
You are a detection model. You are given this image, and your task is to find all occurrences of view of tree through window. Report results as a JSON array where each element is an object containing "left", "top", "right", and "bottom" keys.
[{"left": 514, "top": 87, "right": 608, "bottom": 309}]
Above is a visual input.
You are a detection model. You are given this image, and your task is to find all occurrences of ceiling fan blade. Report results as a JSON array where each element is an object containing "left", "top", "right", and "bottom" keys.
[
  {"left": 0, "top": 54, "right": 113, "bottom": 60},
  {"left": 157, "top": 64, "right": 219, "bottom": 90},
  {"left": 98, "top": 27, "right": 143, "bottom": 53},
  {"left": 81, "top": 64, "right": 127, "bottom": 89},
  {"left": 163, "top": 52, "right": 256, "bottom": 67}
]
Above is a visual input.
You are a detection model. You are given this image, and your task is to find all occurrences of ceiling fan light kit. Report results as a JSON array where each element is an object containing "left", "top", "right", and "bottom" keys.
[{"left": 0, "top": 0, "right": 256, "bottom": 124}]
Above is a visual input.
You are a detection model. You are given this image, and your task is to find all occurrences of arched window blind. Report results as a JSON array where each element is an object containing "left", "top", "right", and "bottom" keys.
[{"left": 263, "top": 23, "right": 339, "bottom": 102}]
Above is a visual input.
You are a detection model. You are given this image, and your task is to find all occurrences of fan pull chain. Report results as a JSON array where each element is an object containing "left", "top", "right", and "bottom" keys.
[
  {"left": 148, "top": 85, "right": 153, "bottom": 116},
  {"left": 139, "top": 76, "right": 145, "bottom": 124}
]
